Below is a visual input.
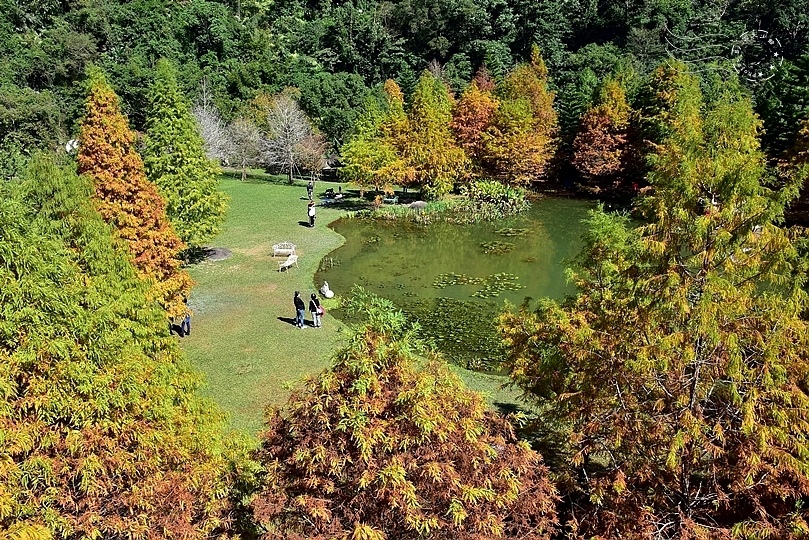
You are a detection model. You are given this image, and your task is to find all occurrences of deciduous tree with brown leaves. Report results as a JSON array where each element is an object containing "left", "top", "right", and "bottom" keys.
[
  {"left": 77, "top": 66, "right": 191, "bottom": 318},
  {"left": 571, "top": 78, "right": 634, "bottom": 186},
  {"left": 252, "top": 288, "right": 558, "bottom": 540}
]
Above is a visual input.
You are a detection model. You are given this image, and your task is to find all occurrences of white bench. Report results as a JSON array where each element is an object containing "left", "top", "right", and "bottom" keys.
[
  {"left": 383, "top": 195, "right": 399, "bottom": 204},
  {"left": 273, "top": 242, "right": 296, "bottom": 257},
  {"left": 278, "top": 254, "right": 298, "bottom": 272}
]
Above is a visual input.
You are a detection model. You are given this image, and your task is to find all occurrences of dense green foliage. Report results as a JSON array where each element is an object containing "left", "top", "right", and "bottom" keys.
[
  {"left": 2, "top": 0, "right": 808, "bottom": 170},
  {"left": 0, "top": 156, "right": 234, "bottom": 538},
  {"left": 144, "top": 59, "right": 228, "bottom": 248}
]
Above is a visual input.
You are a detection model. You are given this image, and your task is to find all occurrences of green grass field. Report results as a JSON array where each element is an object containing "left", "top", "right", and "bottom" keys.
[{"left": 182, "top": 174, "right": 522, "bottom": 435}]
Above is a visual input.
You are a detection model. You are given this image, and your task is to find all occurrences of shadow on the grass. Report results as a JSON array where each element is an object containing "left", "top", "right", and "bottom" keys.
[{"left": 277, "top": 316, "right": 298, "bottom": 326}]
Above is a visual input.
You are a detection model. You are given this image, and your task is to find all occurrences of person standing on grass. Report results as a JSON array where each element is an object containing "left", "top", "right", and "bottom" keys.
[
  {"left": 307, "top": 180, "right": 314, "bottom": 200},
  {"left": 294, "top": 291, "right": 306, "bottom": 328},
  {"left": 307, "top": 201, "right": 316, "bottom": 227},
  {"left": 309, "top": 293, "right": 322, "bottom": 328}
]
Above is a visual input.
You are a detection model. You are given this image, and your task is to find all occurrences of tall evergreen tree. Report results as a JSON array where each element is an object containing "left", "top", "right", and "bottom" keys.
[
  {"left": 251, "top": 288, "right": 558, "bottom": 539},
  {"left": 399, "top": 71, "right": 469, "bottom": 198},
  {"left": 500, "top": 74, "right": 809, "bottom": 538},
  {"left": 144, "top": 59, "right": 228, "bottom": 249},
  {"left": 77, "top": 66, "right": 191, "bottom": 318},
  {"left": 0, "top": 156, "right": 234, "bottom": 538}
]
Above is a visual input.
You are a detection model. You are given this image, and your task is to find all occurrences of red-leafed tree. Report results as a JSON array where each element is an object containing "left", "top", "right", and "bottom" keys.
[
  {"left": 452, "top": 69, "right": 499, "bottom": 173},
  {"left": 252, "top": 288, "right": 558, "bottom": 540},
  {"left": 77, "top": 66, "right": 191, "bottom": 318},
  {"left": 571, "top": 77, "right": 636, "bottom": 188}
]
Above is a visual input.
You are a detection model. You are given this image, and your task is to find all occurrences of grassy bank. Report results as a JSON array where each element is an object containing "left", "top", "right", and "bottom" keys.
[{"left": 182, "top": 174, "right": 523, "bottom": 435}]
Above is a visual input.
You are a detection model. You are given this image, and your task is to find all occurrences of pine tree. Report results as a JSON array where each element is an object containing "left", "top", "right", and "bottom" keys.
[
  {"left": 144, "top": 59, "right": 228, "bottom": 248},
  {"left": 77, "top": 66, "right": 192, "bottom": 318},
  {"left": 0, "top": 156, "right": 235, "bottom": 538},
  {"left": 500, "top": 73, "right": 809, "bottom": 538},
  {"left": 252, "top": 288, "right": 558, "bottom": 539},
  {"left": 399, "top": 71, "right": 469, "bottom": 198}
]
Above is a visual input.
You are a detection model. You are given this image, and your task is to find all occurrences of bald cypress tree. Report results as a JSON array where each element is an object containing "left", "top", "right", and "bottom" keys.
[
  {"left": 252, "top": 289, "right": 558, "bottom": 540},
  {"left": 0, "top": 156, "right": 233, "bottom": 538},
  {"left": 501, "top": 71, "right": 809, "bottom": 538},
  {"left": 77, "top": 66, "right": 191, "bottom": 318},
  {"left": 144, "top": 59, "right": 228, "bottom": 249}
]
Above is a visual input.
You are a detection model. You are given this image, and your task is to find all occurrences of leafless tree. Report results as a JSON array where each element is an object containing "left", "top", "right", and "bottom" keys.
[
  {"left": 227, "top": 117, "right": 263, "bottom": 181},
  {"left": 261, "top": 94, "right": 324, "bottom": 183},
  {"left": 193, "top": 104, "right": 231, "bottom": 163},
  {"left": 296, "top": 131, "right": 328, "bottom": 180},
  {"left": 193, "top": 78, "right": 231, "bottom": 163}
]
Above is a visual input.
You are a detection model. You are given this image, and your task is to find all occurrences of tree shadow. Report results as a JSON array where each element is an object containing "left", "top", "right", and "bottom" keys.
[{"left": 493, "top": 401, "right": 524, "bottom": 416}]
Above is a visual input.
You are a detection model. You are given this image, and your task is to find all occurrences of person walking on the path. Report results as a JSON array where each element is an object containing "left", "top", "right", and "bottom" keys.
[
  {"left": 307, "top": 180, "right": 314, "bottom": 200},
  {"left": 309, "top": 293, "right": 322, "bottom": 328},
  {"left": 294, "top": 291, "right": 306, "bottom": 328},
  {"left": 307, "top": 201, "right": 316, "bottom": 227}
]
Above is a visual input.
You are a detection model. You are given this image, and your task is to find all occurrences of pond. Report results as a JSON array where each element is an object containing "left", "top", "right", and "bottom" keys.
[{"left": 315, "top": 198, "right": 596, "bottom": 370}]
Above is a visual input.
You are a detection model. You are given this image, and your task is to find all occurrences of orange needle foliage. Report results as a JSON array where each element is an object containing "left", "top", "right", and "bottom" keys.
[
  {"left": 572, "top": 78, "right": 632, "bottom": 181},
  {"left": 451, "top": 72, "right": 499, "bottom": 173},
  {"left": 252, "top": 289, "right": 558, "bottom": 540},
  {"left": 77, "top": 67, "right": 192, "bottom": 318}
]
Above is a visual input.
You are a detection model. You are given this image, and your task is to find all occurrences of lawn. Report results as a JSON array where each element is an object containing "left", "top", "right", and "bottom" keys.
[{"left": 182, "top": 173, "right": 523, "bottom": 436}]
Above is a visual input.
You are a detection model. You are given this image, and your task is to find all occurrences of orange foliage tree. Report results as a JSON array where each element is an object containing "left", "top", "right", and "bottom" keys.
[
  {"left": 251, "top": 289, "right": 558, "bottom": 540},
  {"left": 0, "top": 156, "right": 236, "bottom": 538},
  {"left": 77, "top": 66, "right": 191, "bottom": 318},
  {"left": 571, "top": 78, "right": 635, "bottom": 187},
  {"left": 451, "top": 69, "right": 499, "bottom": 175},
  {"left": 484, "top": 46, "right": 558, "bottom": 185},
  {"left": 501, "top": 74, "right": 809, "bottom": 539}
]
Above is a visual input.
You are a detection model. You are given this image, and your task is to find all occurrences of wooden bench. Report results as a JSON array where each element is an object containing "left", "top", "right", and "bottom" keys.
[
  {"left": 273, "top": 241, "right": 296, "bottom": 257},
  {"left": 278, "top": 254, "right": 298, "bottom": 272},
  {"left": 383, "top": 195, "right": 399, "bottom": 204}
]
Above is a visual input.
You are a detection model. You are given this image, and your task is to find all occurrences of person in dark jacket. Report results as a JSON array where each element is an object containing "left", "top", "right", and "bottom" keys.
[
  {"left": 309, "top": 293, "right": 322, "bottom": 328},
  {"left": 294, "top": 291, "right": 306, "bottom": 328}
]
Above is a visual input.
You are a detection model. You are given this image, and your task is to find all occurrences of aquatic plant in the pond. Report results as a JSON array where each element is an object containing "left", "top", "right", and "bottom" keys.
[
  {"left": 495, "top": 227, "right": 530, "bottom": 237},
  {"left": 480, "top": 241, "right": 515, "bottom": 255},
  {"left": 432, "top": 272, "right": 486, "bottom": 288},
  {"left": 400, "top": 297, "right": 506, "bottom": 371},
  {"left": 432, "top": 272, "right": 524, "bottom": 299},
  {"left": 470, "top": 273, "right": 524, "bottom": 299}
]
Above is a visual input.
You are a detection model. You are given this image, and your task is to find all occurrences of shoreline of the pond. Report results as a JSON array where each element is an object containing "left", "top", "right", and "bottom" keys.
[{"left": 314, "top": 196, "right": 596, "bottom": 369}]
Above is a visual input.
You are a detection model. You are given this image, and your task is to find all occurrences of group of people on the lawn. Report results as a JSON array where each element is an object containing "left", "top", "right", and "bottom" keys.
[{"left": 293, "top": 290, "right": 323, "bottom": 329}]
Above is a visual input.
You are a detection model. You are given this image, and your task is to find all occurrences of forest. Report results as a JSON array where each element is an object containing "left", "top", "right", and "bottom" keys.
[{"left": 4, "top": 0, "right": 809, "bottom": 539}]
